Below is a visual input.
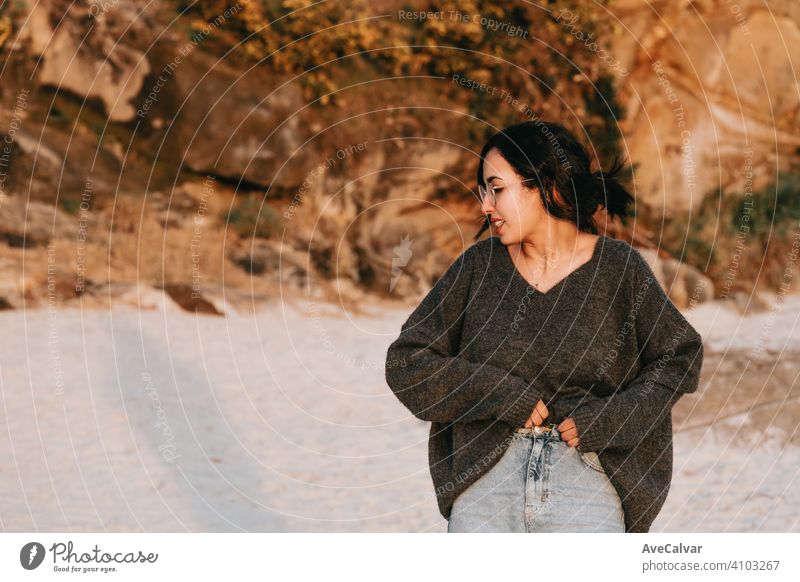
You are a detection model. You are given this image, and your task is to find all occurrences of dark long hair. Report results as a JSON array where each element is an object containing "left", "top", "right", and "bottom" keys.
[{"left": 473, "top": 120, "right": 634, "bottom": 241}]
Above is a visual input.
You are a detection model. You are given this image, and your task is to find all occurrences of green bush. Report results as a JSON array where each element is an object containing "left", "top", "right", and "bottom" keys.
[
  {"left": 223, "top": 195, "right": 283, "bottom": 239},
  {"left": 59, "top": 198, "right": 81, "bottom": 216},
  {"left": 660, "top": 172, "right": 800, "bottom": 295},
  {"left": 199, "top": 0, "right": 622, "bottom": 160}
]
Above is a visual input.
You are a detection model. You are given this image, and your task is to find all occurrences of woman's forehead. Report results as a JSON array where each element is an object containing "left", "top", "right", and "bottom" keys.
[{"left": 482, "top": 149, "right": 514, "bottom": 178}]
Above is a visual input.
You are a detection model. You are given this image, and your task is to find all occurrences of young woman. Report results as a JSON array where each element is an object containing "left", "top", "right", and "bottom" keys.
[{"left": 385, "top": 120, "right": 704, "bottom": 533}]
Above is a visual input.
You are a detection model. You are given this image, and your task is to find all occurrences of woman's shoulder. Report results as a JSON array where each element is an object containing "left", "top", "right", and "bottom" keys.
[
  {"left": 602, "top": 236, "right": 654, "bottom": 273},
  {"left": 470, "top": 236, "right": 497, "bottom": 258},
  {"left": 585, "top": 235, "right": 662, "bottom": 298},
  {"left": 454, "top": 236, "right": 497, "bottom": 266},
  {"left": 431, "top": 238, "right": 485, "bottom": 288}
]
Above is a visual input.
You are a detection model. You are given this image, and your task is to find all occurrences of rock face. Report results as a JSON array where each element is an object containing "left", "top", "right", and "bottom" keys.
[
  {"left": 610, "top": 0, "right": 800, "bottom": 212},
  {"left": 636, "top": 247, "right": 715, "bottom": 309},
  {"left": 17, "top": 0, "right": 155, "bottom": 121},
  {"left": 6, "top": 0, "right": 795, "bottom": 309},
  {"left": 159, "top": 284, "right": 224, "bottom": 316},
  {"left": 161, "top": 50, "right": 308, "bottom": 189},
  {"left": 0, "top": 200, "right": 76, "bottom": 247}
]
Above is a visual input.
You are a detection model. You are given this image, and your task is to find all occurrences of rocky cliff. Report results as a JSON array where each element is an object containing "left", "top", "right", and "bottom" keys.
[{"left": 1, "top": 0, "right": 797, "bottom": 313}]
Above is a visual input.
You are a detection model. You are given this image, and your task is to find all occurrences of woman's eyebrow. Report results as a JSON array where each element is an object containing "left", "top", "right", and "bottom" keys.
[{"left": 486, "top": 175, "right": 502, "bottom": 182}]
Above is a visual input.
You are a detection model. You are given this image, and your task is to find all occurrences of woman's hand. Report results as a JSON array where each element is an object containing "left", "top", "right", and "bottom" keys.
[
  {"left": 558, "top": 417, "right": 580, "bottom": 448},
  {"left": 523, "top": 402, "right": 580, "bottom": 447},
  {"left": 523, "top": 399, "right": 549, "bottom": 428}
]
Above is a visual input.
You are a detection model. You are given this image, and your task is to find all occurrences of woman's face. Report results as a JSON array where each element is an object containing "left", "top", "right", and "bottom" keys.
[{"left": 480, "top": 148, "right": 547, "bottom": 244}]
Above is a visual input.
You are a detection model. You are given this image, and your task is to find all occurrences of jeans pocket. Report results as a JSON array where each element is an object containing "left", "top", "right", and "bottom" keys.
[{"left": 578, "top": 450, "right": 605, "bottom": 473}]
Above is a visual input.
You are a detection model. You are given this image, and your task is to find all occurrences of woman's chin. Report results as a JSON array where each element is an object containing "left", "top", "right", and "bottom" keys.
[{"left": 495, "top": 226, "right": 517, "bottom": 242}]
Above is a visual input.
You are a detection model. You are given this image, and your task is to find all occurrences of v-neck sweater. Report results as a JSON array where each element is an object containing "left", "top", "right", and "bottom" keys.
[
  {"left": 504, "top": 234, "right": 603, "bottom": 295},
  {"left": 385, "top": 235, "right": 705, "bottom": 532}
]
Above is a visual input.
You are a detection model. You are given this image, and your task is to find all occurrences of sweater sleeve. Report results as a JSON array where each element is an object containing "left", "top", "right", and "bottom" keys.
[
  {"left": 385, "top": 244, "right": 543, "bottom": 427},
  {"left": 565, "top": 248, "right": 705, "bottom": 453}
]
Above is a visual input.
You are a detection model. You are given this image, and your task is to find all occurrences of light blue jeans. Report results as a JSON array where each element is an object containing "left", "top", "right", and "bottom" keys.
[{"left": 447, "top": 424, "right": 626, "bottom": 532}]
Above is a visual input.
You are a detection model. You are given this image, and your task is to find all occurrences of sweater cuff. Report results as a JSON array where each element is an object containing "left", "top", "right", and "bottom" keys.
[
  {"left": 547, "top": 392, "right": 593, "bottom": 423},
  {"left": 497, "top": 380, "right": 542, "bottom": 428},
  {"left": 570, "top": 400, "right": 609, "bottom": 453}
]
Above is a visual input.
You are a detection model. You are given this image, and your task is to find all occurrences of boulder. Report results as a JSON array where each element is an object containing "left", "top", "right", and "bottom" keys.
[
  {"left": 16, "top": 0, "right": 155, "bottom": 121},
  {"left": 0, "top": 198, "right": 77, "bottom": 247},
  {"left": 158, "top": 50, "right": 309, "bottom": 188},
  {"left": 612, "top": 0, "right": 800, "bottom": 211},
  {"left": 636, "top": 247, "right": 715, "bottom": 309}
]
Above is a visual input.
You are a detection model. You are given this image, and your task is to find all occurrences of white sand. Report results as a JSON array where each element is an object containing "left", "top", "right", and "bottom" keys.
[
  {"left": 685, "top": 292, "right": 800, "bottom": 354},
  {"left": 0, "top": 293, "right": 798, "bottom": 532}
]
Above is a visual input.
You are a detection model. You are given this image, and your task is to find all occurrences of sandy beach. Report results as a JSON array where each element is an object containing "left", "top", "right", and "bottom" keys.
[{"left": 0, "top": 293, "right": 798, "bottom": 532}]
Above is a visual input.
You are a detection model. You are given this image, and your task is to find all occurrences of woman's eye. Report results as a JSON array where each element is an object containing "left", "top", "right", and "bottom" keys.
[{"left": 492, "top": 188, "right": 503, "bottom": 194}]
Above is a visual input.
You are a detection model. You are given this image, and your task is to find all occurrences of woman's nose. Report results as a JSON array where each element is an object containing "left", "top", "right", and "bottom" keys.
[{"left": 480, "top": 196, "right": 495, "bottom": 215}]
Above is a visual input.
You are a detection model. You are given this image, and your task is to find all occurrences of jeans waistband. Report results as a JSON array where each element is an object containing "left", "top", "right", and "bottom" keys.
[{"left": 513, "top": 423, "right": 561, "bottom": 440}]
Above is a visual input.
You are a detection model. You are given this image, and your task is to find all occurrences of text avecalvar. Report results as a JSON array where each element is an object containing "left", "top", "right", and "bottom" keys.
[{"left": 642, "top": 544, "right": 703, "bottom": 554}]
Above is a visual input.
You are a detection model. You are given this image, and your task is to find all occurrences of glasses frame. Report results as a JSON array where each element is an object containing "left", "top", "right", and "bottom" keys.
[{"left": 478, "top": 178, "right": 538, "bottom": 206}]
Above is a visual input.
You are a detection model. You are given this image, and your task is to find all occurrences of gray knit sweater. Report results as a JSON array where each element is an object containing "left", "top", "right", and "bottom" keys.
[{"left": 385, "top": 234, "right": 704, "bottom": 532}]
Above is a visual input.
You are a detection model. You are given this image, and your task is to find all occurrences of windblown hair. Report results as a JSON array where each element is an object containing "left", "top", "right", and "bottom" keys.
[{"left": 474, "top": 120, "right": 634, "bottom": 241}]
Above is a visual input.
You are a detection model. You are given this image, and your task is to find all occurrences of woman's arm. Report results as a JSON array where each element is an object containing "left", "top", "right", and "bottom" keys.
[
  {"left": 385, "top": 244, "right": 543, "bottom": 426},
  {"left": 556, "top": 248, "right": 705, "bottom": 452}
]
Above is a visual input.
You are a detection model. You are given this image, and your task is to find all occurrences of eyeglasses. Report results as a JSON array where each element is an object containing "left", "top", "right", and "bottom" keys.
[{"left": 478, "top": 178, "right": 537, "bottom": 206}]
